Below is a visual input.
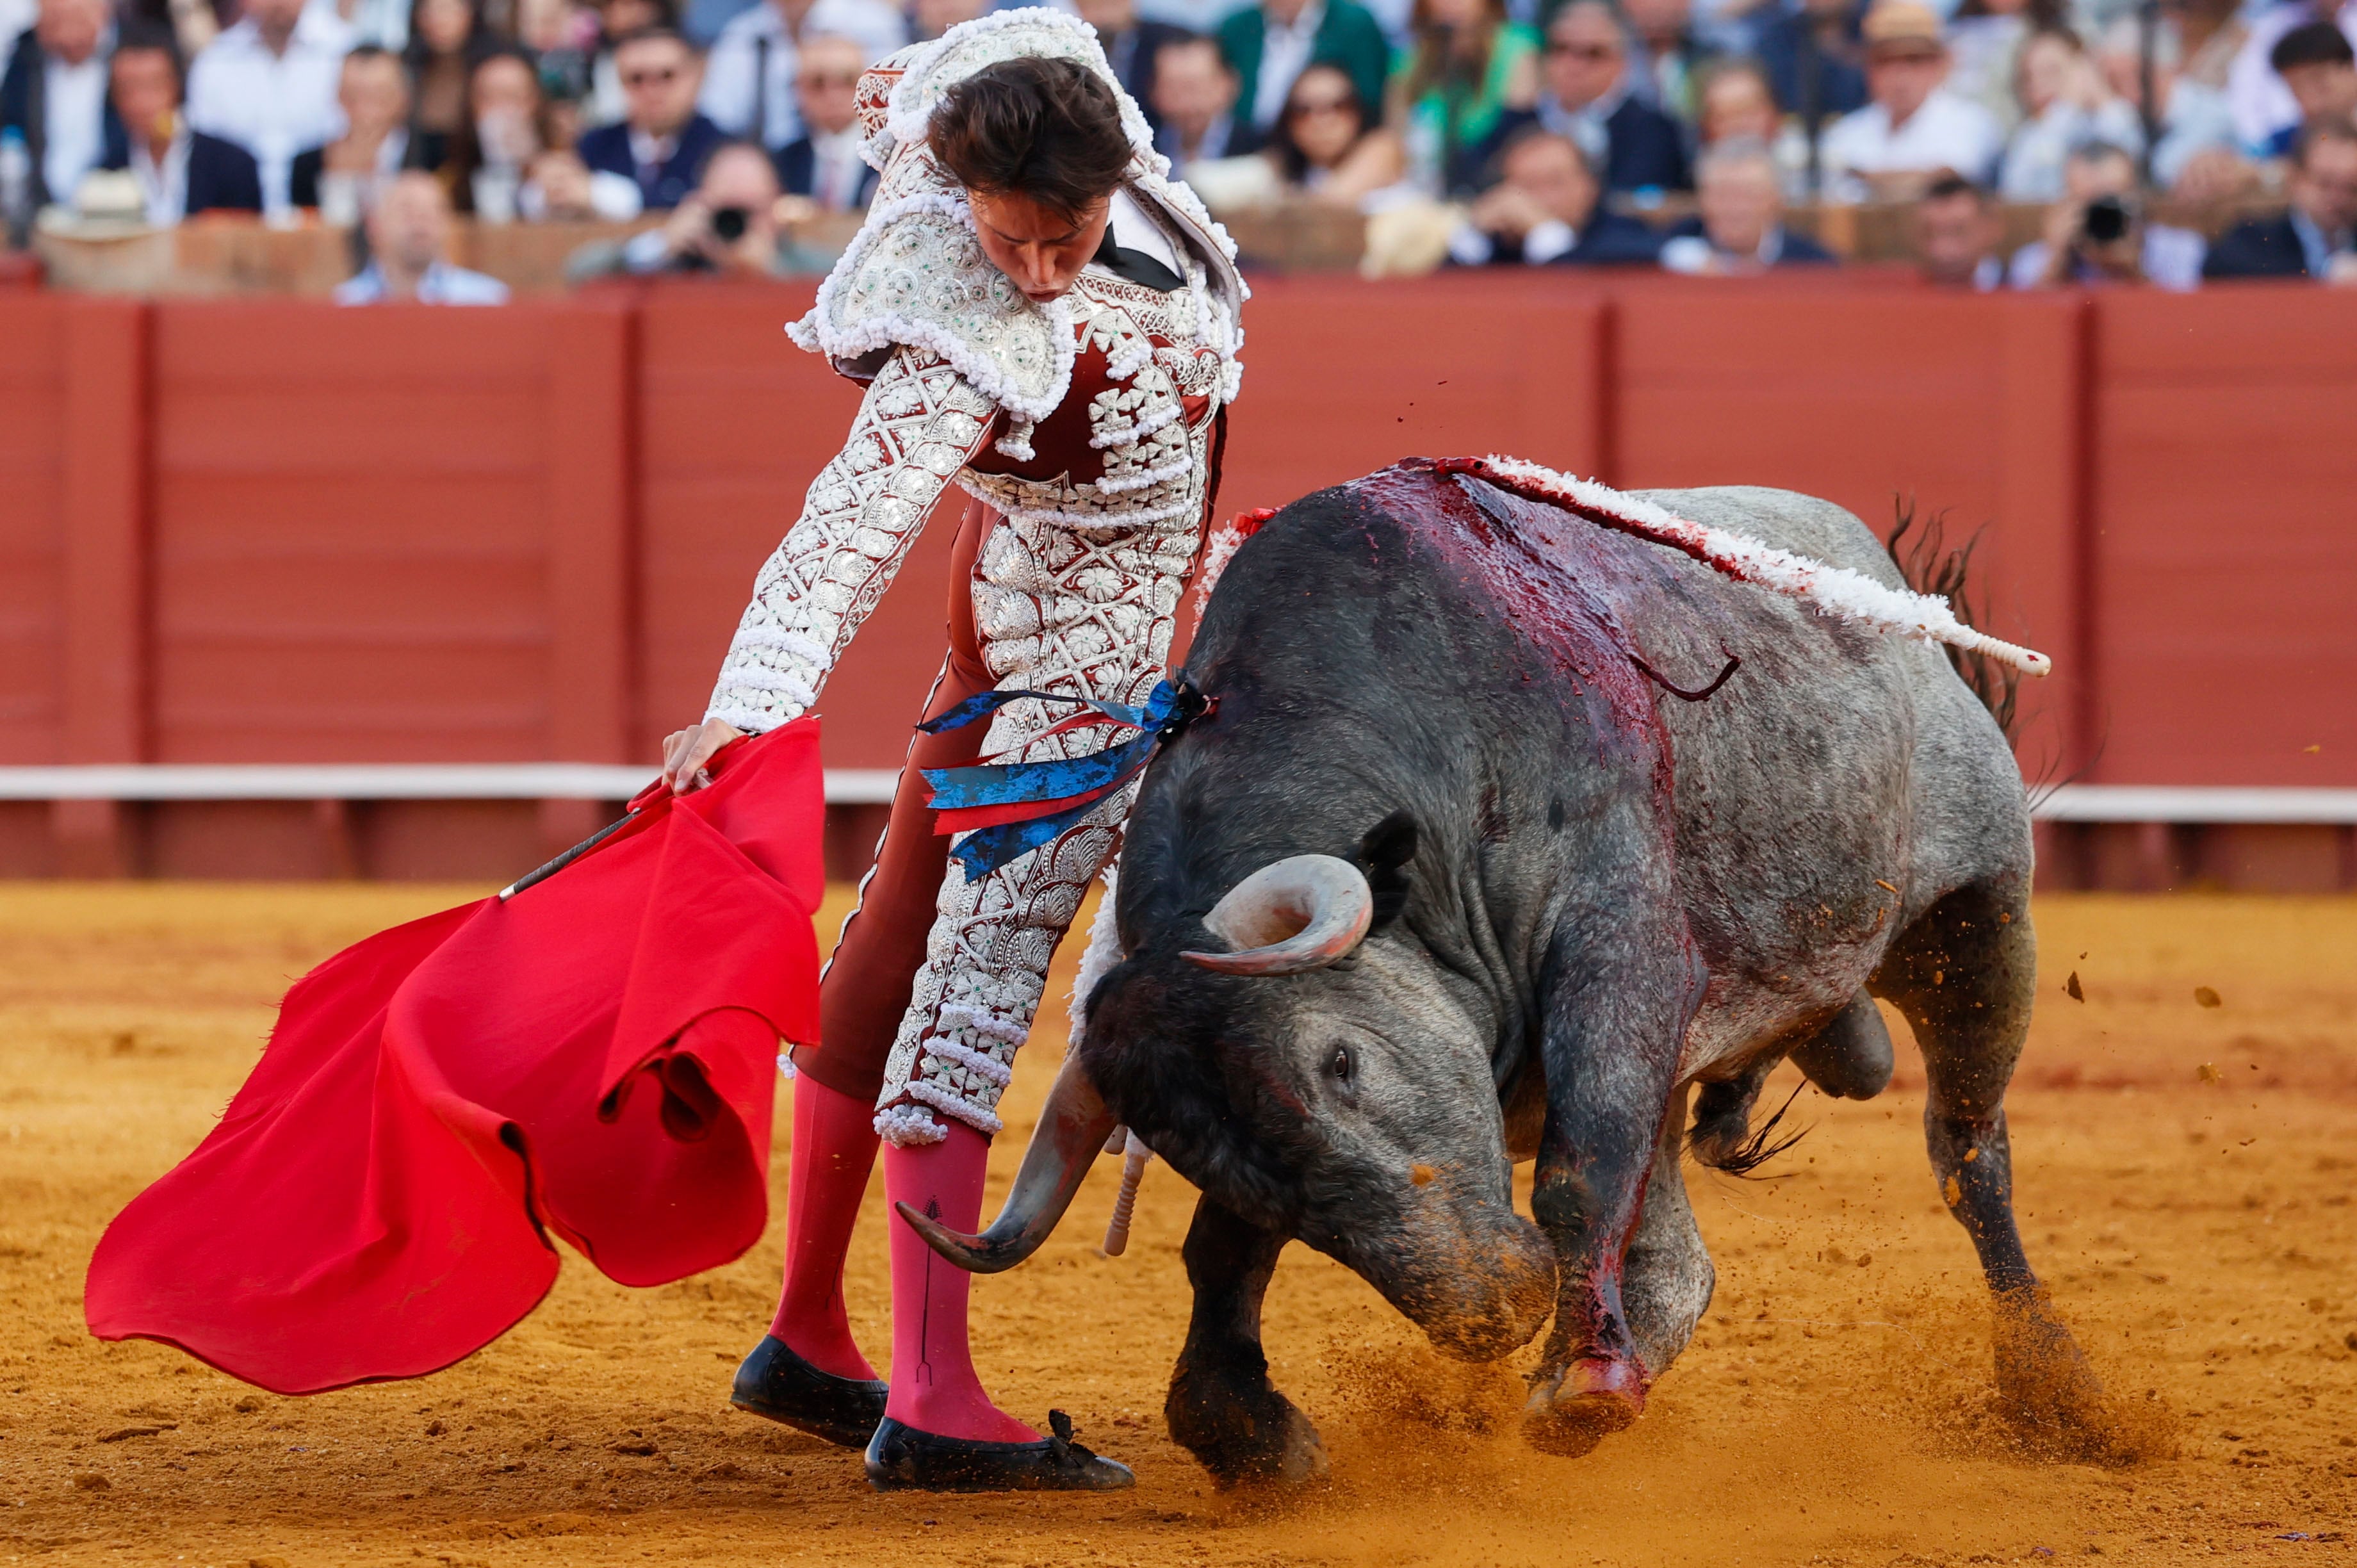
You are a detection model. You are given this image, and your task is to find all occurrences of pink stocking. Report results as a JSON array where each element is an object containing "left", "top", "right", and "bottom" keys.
[
  {"left": 882, "top": 1121, "right": 1037, "bottom": 1442},
  {"left": 767, "top": 1077, "right": 881, "bottom": 1381}
]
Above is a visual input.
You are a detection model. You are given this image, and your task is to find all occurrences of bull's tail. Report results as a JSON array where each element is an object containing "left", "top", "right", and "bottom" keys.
[{"left": 1886, "top": 500, "right": 2021, "bottom": 746}]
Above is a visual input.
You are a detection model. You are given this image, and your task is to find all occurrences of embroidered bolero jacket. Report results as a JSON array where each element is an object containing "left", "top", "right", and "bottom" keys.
[{"left": 703, "top": 10, "right": 1248, "bottom": 737}]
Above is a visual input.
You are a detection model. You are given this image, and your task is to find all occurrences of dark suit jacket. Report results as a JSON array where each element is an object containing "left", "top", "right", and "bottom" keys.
[
  {"left": 98, "top": 128, "right": 264, "bottom": 217},
  {"left": 1599, "top": 94, "right": 1690, "bottom": 193},
  {"left": 2201, "top": 213, "right": 2318, "bottom": 280},
  {"left": 1216, "top": 0, "right": 1390, "bottom": 142},
  {"left": 576, "top": 113, "right": 727, "bottom": 210},
  {"left": 0, "top": 31, "right": 126, "bottom": 208},
  {"left": 1756, "top": 9, "right": 1867, "bottom": 120},
  {"left": 772, "top": 135, "right": 878, "bottom": 208},
  {"left": 1666, "top": 215, "right": 1836, "bottom": 266},
  {"left": 1102, "top": 19, "right": 1191, "bottom": 132},
  {"left": 1456, "top": 207, "right": 1665, "bottom": 267}
]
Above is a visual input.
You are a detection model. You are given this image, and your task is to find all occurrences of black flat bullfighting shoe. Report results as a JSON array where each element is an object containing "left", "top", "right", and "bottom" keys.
[
  {"left": 729, "top": 1335, "right": 888, "bottom": 1449},
  {"left": 864, "top": 1410, "right": 1136, "bottom": 1492}
]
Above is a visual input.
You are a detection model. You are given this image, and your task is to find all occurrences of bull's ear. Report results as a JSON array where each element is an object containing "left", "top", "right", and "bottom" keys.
[{"left": 1359, "top": 810, "right": 1417, "bottom": 929}]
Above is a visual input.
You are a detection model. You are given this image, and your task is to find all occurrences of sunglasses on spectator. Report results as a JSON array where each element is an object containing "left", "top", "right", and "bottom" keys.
[
  {"left": 1546, "top": 41, "right": 1617, "bottom": 58},
  {"left": 1287, "top": 95, "right": 1355, "bottom": 117},
  {"left": 623, "top": 65, "right": 681, "bottom": 86}
]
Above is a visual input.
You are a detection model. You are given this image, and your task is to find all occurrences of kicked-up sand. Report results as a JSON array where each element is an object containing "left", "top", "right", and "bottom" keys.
[{"left": 1, "top": 885, "right": 2353, "bottom": 1567}]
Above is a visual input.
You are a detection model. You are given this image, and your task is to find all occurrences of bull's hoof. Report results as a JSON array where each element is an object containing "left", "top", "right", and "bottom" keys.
[
  {"left": 1522, "top": 1358, "right": 1646, "bottom": 1458},
  {"left": 1993, "top": 1295, "right": 2123, "bottom": 1460},
  {"left": 1167, "top": 1362, "right": 1330, "bottom": 1487}
]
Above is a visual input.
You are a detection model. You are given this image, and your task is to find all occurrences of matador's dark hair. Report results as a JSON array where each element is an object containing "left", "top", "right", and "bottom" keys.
[{"left": 927, "top": 56, "right": 1132, "bottom": 223}]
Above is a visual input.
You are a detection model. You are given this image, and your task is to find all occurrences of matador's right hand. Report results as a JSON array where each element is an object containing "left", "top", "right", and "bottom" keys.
[{"left": 660, "top": 717, "right": 746, "bottom": 795}]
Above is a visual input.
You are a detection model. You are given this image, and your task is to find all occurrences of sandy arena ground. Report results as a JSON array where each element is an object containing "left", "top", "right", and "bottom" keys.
[{"left": 1, "top": 884, "right": 2353, "bottom": 1567}]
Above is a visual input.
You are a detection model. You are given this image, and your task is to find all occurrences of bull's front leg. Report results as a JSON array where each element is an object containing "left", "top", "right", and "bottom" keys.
[
  {"left": 1166, "top": 1195, "right": 1328, "bottom": 1487},
  {"left": 1521, "top": 904, "right": 1702, "bottom": 1457}
]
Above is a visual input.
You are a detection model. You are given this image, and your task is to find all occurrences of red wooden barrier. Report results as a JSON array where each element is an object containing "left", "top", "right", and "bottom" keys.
[
  {"left": 0, "top": 279, "right": 2351, "bottom": 885},
  {"left": 2091, "top": 288, "right": 2357, "bottom": 789}
]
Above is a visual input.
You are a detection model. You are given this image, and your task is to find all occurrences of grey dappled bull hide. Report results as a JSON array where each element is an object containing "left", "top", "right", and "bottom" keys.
[{"left": 931, "top": 466, "right": 2105, "bottom": 1483}]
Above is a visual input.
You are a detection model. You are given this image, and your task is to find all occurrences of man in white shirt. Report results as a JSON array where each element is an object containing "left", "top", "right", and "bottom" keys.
[
  {"left": 1820, "top": 0, "right": 2002, "bottom": 202},
  {"left": 0, "top": 0, "right": 113, "bottom": 208},
  {"left": 334, "top": 170, "right": 509, "bottom": 303},
  {"left": 102, "top": 23, "right": 265, "bottom": 223},
  {"left": 697, "top": 0, "right": 900, "bottom": 151},
  {"left": 186, "top": 0, "right": 350, "bottom": 216}
]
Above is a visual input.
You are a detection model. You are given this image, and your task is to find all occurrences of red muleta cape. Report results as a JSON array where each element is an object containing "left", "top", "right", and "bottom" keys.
[{"left": 84, "top": 723, "right": 826, "bottom": 1395}]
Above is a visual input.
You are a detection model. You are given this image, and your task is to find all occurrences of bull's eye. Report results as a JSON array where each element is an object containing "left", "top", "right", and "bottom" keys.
[{"left": 1327, "top": 1045, "right": 1354, "bottom": 1081}]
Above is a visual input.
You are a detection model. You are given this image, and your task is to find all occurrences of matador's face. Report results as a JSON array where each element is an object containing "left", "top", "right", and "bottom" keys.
[{"left": 968, "top": 188, "right": 1114, "bottom": 304}]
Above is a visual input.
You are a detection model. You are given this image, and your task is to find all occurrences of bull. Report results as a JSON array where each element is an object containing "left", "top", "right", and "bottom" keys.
[{"left": 901, "top": 459, "right": 2107, "bottom": 1483}]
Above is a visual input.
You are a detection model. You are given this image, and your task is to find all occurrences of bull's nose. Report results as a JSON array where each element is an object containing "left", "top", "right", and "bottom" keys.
[{"left": 1409, "top": 1220, "right": 1556, "bottom": 1363}]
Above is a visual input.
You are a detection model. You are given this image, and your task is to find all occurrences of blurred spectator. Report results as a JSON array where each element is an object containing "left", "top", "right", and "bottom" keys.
[
  {"left": 441, "top": 47, "right": 547, "bottom": 217},
  {"left": 99, "top": 20, "right": 260, "bottom": 220},
  {"left": 1943, "top": 0, "right": 2061, "bottom": 131},
  {"left": 1754, "top": 0, "right": 1868, "bottom": 125},
  {"left": 1910, "top": 167, "right": 2002, "bottom": 284},
  {"left": 2227, "top": 0, "right": 2356, "bottom": 154},
  {"left": 1998, "top": 27, "right": 2142, "bottom": 201},
  {"left": 2092, "top": 12, "right": 2237, "bottom": 190},
  {"left": 698, "top": 0, "right": 897, "bottom": 151},
  {"left": 2203, "top": 117, "right": 2357, "bottom": 279},
  {"left": 1696, "top": 56, "right": 1815, "bottom": 194},
  {"left": 2009, "top": 140, "right": 2205, "bottom": 286},
  {"left": 0, "top": 0, "right": 118, "bottom": 210},
  {"left": 186, "top": 0, "right": 351, "bottom": 215},
  {"left": 2173, "top": 0, "right": 2246, "bottom": 93},
  {"left": 583, "top": 0, "right": 674, "bottom": 126},
  {"left": 1446, "top": 126, "right": 1663, "bottom": 264},
  {"left": 1216, "top": 0, "right": 1390, "bottom": 144},
  {"left": 1521, "top": 1, "right": 1690, "bottom": 194},
  {"left": 577, "top": 26, "right": 722, "bottom": 206},
  {"left": 1077, "top": 0, "right": 1189, "bottom": 131},
  {"left": 404, "top": 0, "right": 490, "bottom": 172},
  {"left": 1661, "top": 135, "right": 1836, "bottom": 268},
  {"left": 1152, "top": 33, "right": 1252, "bottom": 165},
  {"left": 519, "top": 0, "right": 596, "bottom": 118},
  {"left": 0, "top": 0, "right": 31, "bottom": 59},
  {"left": 1820, "top": 0, "right": 2002, "bottom": 199},
  {"left": 335, "top": 168, "right": 510, "bottom": 299},
  {"left": 772, "top": 30, "right": 869, "bottom": 208},
  {"left": 569, "top": 136, "right": 814, "bottom": 273},
  {"left": 910, "top": 0, "right": 983, "bottom": 44},
  {"left": 1392, "top": 0, "right": 1538, "bottom": 197},
  {"left": 290, "top": 45, "right": 412, "bottom": 218},
  {"left": 1623, "top": 0, "right": 1708, "bottom": 123},
  {"left": 1263, "top": 58, "right": 1403, "bottom": 201},
  {"left": 2259, "top": 22, "right": 2356, "bottom": 158}
]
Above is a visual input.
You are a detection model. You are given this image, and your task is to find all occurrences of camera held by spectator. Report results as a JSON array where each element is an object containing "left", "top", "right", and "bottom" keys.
[
  {"left": 569, "top": 137, "right": 826, "bottom": 277},
  {"left": 2006, "top": 140, "right": 2205, "bottom": 287}
]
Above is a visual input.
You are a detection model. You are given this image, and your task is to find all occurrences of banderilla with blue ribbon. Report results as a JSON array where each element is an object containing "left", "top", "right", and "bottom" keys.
[{"left": 918, "top": 677, "right": 1213, "bottom": 881}]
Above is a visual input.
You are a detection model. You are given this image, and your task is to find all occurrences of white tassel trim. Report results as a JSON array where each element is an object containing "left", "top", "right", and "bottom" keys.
[
  {"left": 1088, "top": 402, "right": 1183, "bottom": 450},
  {"left": 1089, "top": 456, "right": 1193, "bottom": 495},
  {"left": 874, "top": 1102, "right": 949, "bottom": 1147},
  {"left": 901, "top": 1077, "right": 1005, "bottom": 1136},
  {"left": 715, "top": 659, "right": 819, "bottom": 710},
  {"left": 920, "top": 1036, "right": 1016, "bottom": 1088},
  {"left": 704, "top": 702, "right": 791, "bottom": 733},
  {"left": 776, "top": 1052, "right": 797, "bottom": 1079},
  {"left": 1467, "top": 457, "right": 2055, "bottom": 676},
  {"left": 938, "top": 1002, "right": 1027, "bottom": 1047},
  {"left": 1105, "top": 339, "right": 1154, "bottom": 382},
  {"left": 955, "top": 491, "right": 1203, "bottom": 530},
  {"left": 730, "top": 626, "right": 835, "bottom": 668}
]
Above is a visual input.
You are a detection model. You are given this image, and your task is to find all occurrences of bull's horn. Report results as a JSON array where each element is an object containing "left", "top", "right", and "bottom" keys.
[
  {"left": 894, "top": 1050, "right": 1117, "bottom": 1275},
  {"left": 1180, "top": 854, "right": 1373, "bottom": 976}
]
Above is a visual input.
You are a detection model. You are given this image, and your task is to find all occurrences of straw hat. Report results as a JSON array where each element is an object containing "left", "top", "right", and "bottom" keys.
[
  {"left": 35, "top": 168, "right": 159, "bottom": 240},
  {"left": 1861, "top": 0, "right": 1946, "bottom": 56}
]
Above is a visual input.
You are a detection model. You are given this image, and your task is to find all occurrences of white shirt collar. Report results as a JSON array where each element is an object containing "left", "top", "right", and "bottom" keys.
[
  {"left": 129, "top": 120, "right": 193, "bottom": 224},
  {"left": 628, "top": 126, "right": 681, "bottom": 168}
]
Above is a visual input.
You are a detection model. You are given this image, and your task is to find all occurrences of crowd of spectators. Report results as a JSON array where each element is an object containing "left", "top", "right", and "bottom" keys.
[{"left": 1, "top": 0, "right": 2351, "bottom": 297}]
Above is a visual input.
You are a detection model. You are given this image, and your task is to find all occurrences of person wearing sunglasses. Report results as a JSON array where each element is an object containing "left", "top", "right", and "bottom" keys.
[
  {"left": 658, "top": 13, "right": 1247, "bottom": 1494},
  {"left": 1516, "top": 0, "right": 1690, "bottom": 193},
  {"left": 771, "top": 29, "right": 874, "bottom": 206},
  {"left": 1267, "top": 58, "right": 1403, "bottom": 202},
  {"left": 576, "top": 24, "right": 726, "bottom": 206}
]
